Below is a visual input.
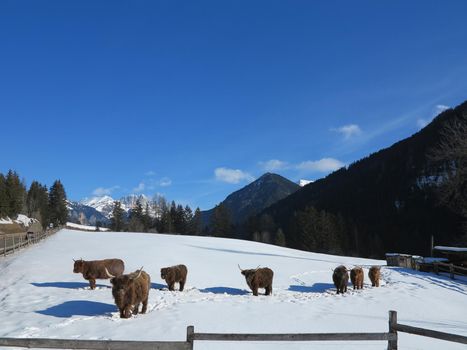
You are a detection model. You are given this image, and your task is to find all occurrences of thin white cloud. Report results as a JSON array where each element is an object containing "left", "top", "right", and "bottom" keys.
[
  {"left": 259, "top": 159, "right": 289, "bottom": 171},
  {"left": 417, "top": 104, "right": 450, "bottom": 130},
  {"left": 417, "top": 118, "right": 430, "bottom": 129},
  {"left": 435, "top": 104, "right": 450, "bottom": 115},
  {"left": 145, "top": 170, "right": 156, "bottom": 176},
  {"left": 159, "top": 177, "right": 172, "bottom": 187},
  {"left": 331, "top": 124, "right": 362, "bottom": 140},
  {"left": 215, "top": 167, "right": 255, "bottom": 184},
  {"left": 132, "top": 182, "right": 145, "bottom": 193},
  {"left": 92, "top": 186, "right": 119, "bottom": 196},
  {"left": 297, "top": 158, "right": 345, "bottom": 172}
]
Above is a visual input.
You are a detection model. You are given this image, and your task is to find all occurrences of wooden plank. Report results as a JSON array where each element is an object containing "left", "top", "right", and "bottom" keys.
[
  {"left": 192, "top": 332, "right": 395, "bottom": 341},
  {"left": 395, "top": 323, "right": 467, "bottom": 344},
  {"left": 0, "top": 337, "right": 191, "bottom": 350},
  {"left": 388, "top": 310, "right": 398, "bottom": 350}
]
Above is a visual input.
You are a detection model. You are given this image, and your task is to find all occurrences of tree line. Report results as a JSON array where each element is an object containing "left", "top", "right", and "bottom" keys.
[
  {"left": 0, "top": 170, "right": 68, "bottom": 229},
  {"left": 109, "top": 196, "right": 204, "bottom": 235}
]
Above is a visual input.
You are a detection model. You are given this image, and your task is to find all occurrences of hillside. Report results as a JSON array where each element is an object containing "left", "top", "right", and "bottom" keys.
[
  {"left": 0, "top": 229, "right": 466, "bottom": 349},
  {"left": 258, "top": 101, "right": 467, "bottom": 258},
  {"left": 202, "top": 172, "right": 300, "bottom": 225}
]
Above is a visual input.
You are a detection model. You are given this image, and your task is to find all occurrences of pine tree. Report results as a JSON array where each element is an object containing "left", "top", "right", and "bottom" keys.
[
  {"left": 48, "top": 180, "right": 68, "bottom": 227},
  {"left": 192, "top": 207, "right": 203, "bottom": 235},
  {"left": 110, "top": 201, "right": 125, "bottom": 232},
  {"left": 275, "top": 228, "right": 286, "bottom": 247},
  {"left": 0, "top": 173, "right": 7, "bottom": 217},
  {"left": 5, "top": 170, "right": 26, "bottom": 218},
  {"left": 128, "top": 199, "right": 144, "bottom": 232},
  {"left": 27, "top": 181, "right": 49, "bottom": 228},
  {"left": 211, "top": 203, "right": 232, "bottom": 237}
]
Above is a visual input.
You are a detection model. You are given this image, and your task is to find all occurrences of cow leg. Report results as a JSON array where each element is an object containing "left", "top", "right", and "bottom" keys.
[
  {"left": 265, "top": 285, "right": 272, "bottom": 295},
  {"left": 89, "top": 279, "right": 96, "bottom": 290},
  {"left": 142, "top": 297, "right": 148, "bottom": 314},
  {"left": 252, "top": 286, "right": 258, "bottom": 296},
  {"left": 133, "top": 303, "right": 140, "bottom": 315},
  {"left": 119, "top": 309, "right": 124, "bottom": 318},
  {"left": 179, "top": 278, "right": 186, "bottom": 291},
  {"left": 169, "top": 282, "right": 175, "bottom": 291}
]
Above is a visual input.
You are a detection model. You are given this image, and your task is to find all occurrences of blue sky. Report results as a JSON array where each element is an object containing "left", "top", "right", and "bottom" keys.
[{"left": 1, "top": 0, "right": 467, "bottom": 210}]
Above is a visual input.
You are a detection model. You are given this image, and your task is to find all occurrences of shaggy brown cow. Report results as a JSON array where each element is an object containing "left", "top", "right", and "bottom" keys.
[
  {"left": 368, "top": 266, "right": 381, "bottom": 287},
  {"left": 160, "top": 264, "right": 188, "bottom": 291},
  {"left": 73, "top": 258, "right": 124, "bottom": 289},
  {"left": 350, "top": 266, "right": 364, "bottom": 290},
  {"left": 107, "top": 267, "right": 151, "bottom": 319},
  {"left": 239, "top": 265, "right": 274, "bottom": 296},
  {"left": 333, "top": 265, "right": 349, "bottom": 294}
]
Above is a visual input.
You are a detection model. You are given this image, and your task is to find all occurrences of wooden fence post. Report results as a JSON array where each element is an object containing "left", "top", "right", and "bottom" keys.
[
  {"left": 388, "top": 310, "right": 398, "bottom": 350},
  {"left": 449, "top": 264, "right": 454, "bottom": 280},
  {"left": 434, "top": 262, "right": 439, "bottom": 275},
  {"left": 186, "top": 326, "right": 194, "bottom": 350}
]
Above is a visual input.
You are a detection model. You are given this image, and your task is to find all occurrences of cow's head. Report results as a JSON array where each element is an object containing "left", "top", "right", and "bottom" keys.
[
  {"left": 73, "top": 258, "right": 84, "bottom": 273},
  {"left": 108, "top": 267, "right": 143, "bottom": 293},
  {"left": 160, "top": 267, "right": 168, "bottom": 280},
  {"left": 238, "top": 264, "right": 259, "bottom": 278}
]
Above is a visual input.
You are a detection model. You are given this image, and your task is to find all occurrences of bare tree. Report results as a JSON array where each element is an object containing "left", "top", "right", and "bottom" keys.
[{"left": 429, "top": 113, "right": 467, "bottom": 232}]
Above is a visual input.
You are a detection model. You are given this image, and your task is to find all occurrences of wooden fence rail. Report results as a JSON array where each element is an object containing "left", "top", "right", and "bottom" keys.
[
  {"left": 1, "top": 311, "right": 467, "bottom": 349},
  {"left": 0, "top": 227, "right": 60, "bottom": 257},
  {"left": 434, "top": 261, "right": 467, "bottom": 279}
]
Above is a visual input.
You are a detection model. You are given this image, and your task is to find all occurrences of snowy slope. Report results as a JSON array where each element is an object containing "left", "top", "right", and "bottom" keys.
[{"left": 0, "top": 230, "right": 466, "bottom": 350}]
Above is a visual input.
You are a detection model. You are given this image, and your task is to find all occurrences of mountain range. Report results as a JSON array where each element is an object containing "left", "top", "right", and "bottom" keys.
[{"left": 67, "top": 194, "right": 153, "bottom": 226}]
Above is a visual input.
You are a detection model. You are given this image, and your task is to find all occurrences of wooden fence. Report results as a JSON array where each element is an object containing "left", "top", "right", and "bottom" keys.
[
  {"left": 434, "top": 261, "right": 467, "bottom": 279},
  {"left": 0, "top": 311, "right": 466, "bottom": 349},
  {"left": 0, "top": 228, "right": 60, "bottom": 257}
]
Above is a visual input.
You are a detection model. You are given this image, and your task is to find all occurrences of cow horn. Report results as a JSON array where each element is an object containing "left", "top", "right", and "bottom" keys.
[
  {"left": 104, "top": 267, "right": 115, "bottom": 278},
  {"left": 73, "top": 258, "right": 76, "bottom": 262},
  {"left": 134, "top": 266, "right": 144, "bottom": 279},
  {"left": 238, "top": 264, "right": 243, "bottom": 271}
]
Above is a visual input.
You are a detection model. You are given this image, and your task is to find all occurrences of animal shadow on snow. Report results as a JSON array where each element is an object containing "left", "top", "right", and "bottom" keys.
[
  {"left": 200, "top": 287, "right": 249, "bottom": 295},
  {"left": 151, "top": 282, "right": 166, "bottom": 290},
  {"left": 36, "top": 300, "right": 117, "bottom": 318},
  {"left": 31, "top": 282, "right": 109, "bottom": 289},
  {"left": 288, "top": 283, "right": 334, "bottom": 293}
]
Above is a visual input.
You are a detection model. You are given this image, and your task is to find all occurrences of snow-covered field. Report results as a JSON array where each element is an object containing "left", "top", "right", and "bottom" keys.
[
  {"left": 0, "top": 229, "right": 466, "bottom": 350},
  {"left": 66, "top": 222, "right": 110, "bottom": 232}
]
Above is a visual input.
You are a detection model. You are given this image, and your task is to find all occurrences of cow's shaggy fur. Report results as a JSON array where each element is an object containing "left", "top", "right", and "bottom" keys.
[
  {"left": 160, "top": 264, "right": 188, "bottom": 291},
  {"left": 368, "top": 266, "right": 381, "bottom": 287},
  {"left": 73, "top": 258, "right": 124, "bottom": 289},
  {"left": 240, "top": 267, "right": 274, "bottom": 296},
  {"left": 333, "top": 265, "right": 349, "bottom": 294},
  {"left": 110, "top": 269, "right": 151, "bottom": 319},
  {"left": 350, "top": 266, "right": 364, "bottom": 290}
]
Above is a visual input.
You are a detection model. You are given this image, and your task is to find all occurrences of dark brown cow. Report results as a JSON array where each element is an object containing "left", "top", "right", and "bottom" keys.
[
  {"left": 368, "top": 266, "right": 381, "bottom": 287},
  {"left": 73, "top": 258, "right": 124, "bottom": 289},
  {"left": 107, "top": 267, "right": 151, "bottom": 319},
  {"left": 332, "top": 265, "right": 349, "bottom": 294},
  {"left": 239, "top": 265, "right": 274, "bottom": 296},
  {"left": 350, "top": 266, "right": 364, "bottom": 290},
  {"left": 160, "top": 264, "right": 188, "bottom": 291}
]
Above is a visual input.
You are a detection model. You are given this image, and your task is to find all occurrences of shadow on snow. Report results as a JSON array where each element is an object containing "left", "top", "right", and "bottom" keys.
[
  {"left": 36, "top": 300, "right": 117, "bottom": 318},
  {"left": 31, "top": 282, "right": 109, "bottom": 289},
  {"left": 288, "top": 283, "right": 334, "bottom": 293},
  {"left": 151, "top": 282, "right": 166, "bottom": 290},
  {"left": 187, "top": 244, "right": 343, "bottom": 264},
  {"left": 200, "top": 286, "right": 249, "bottom": 295}
]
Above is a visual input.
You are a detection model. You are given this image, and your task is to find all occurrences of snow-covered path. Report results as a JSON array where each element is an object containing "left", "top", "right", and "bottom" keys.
[{"left": 0, "top": 229, "right": 466, "bottom": 349}]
